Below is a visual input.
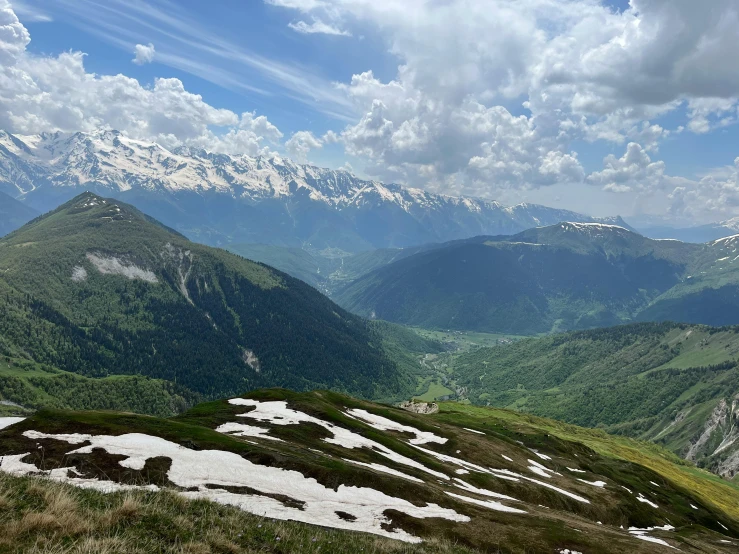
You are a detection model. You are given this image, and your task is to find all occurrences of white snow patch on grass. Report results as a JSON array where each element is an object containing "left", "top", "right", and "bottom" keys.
[
  {"left": 531, "top": 450, "right": 552, "bottom": 461},
  {"left": 566, "top": 467, "right": 586, "bottom": 474},
  {"left": 718, "top": 521, "right": 729, "bottom": 531},
  {"left": 650, "top": 481, "right": 660, "bottom": 487},
  {"left": 636, "top": 493, "right": 658, "bottom": 508},
  {"left": 343, "top": 459, "right": 424, "bottom": 483},
  {"left": 229, "top": 399, "right": 448, "bottom": 480},
  {"left": 346, "top": 408, "right": 447, "bottom": 445},
  {"left": 445, "top": 492, "right": 526, "bottom": 514},
  {"left": 576, "top": 479, "right": 606, "bottom": 488},
  {"left": 453, "top": 478, "right": 519, "bottom": 502},
  {"left": 690, "top": 504, "right": 698, "bottom": 510},
  {"left": 455, "top": 469, "right": 470, "bottom": 475},
  {"left": 501, "top": 455, "right": 513, "bottom": 462},
  {"left": 0, "top": 417, "right": 25, "bottom": 431},
  {"left": 86, "top": 253, "right": 158, "bottom": 283},
  {"left": 462, "top": 427, "right": 485, "bottom": 435},
  {"left": 13, "top": 430, "right": 467, "bottom": 542},
  {"left": 216, "top": 422, "right": 283, "bottom": 441}
]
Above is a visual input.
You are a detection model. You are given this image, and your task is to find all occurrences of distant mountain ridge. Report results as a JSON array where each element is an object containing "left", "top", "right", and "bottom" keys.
[
  {"left": 334, "top": 222, "right": 739, "bottom": 333},
  {"left": 0, "top": 190, "right": 38, "bottom": 236},
  {"left": 0, "top": 129, "right": 630, "bottom": 251}
]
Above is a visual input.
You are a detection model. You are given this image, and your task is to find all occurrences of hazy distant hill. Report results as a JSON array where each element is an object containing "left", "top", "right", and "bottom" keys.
[
  {"left": 0, "top": 190, "right": 38, "bottom": 236},
  {"left": 333, "top": 222, "right": 739, "bottom": 333}
]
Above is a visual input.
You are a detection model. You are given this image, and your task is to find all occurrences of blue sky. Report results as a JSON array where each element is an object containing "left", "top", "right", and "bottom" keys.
[{"left": 5, "top": 0, "right": 739, "bottom": 224}]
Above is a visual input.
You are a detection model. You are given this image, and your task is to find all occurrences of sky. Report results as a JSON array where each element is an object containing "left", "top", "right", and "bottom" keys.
[{"left": 3, "top": 0, "right": 739, "bottom": 225}]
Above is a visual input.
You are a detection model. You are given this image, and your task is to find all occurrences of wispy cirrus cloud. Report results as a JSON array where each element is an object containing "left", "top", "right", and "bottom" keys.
[
  {"left": 289, "top": 18, "right": 350, "bottom": 36},
  {"left": 44, "top": 0, "right": 356, "bottom": 121}
]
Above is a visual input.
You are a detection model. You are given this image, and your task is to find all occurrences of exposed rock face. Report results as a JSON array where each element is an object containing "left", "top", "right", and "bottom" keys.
[
  {"left": 399, "top": 401, "right": 439, "bottom": 414},
  {"left": 683, "top": 394, "right": 739, "bottom": 478}
]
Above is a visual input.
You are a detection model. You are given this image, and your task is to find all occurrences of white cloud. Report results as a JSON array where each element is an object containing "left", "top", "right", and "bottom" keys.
[
  {"left": 285, "top": 130, "right": 322, "bottom": 163},
  {"left": 588, "top": 143, "right": 667, "bottom": 194},
  {"left": 132, "top": 42, "right": 155, "bottom": 65},
  {"left": 668, "top": 159, "right": 739, "bottom": 220},
  {"left": 0, "top": 1, "right": 283, "bottom": 157},
  {"left": 8, "top": 1, "right": 51, "bottom": 22},
  {"left": 288, "top": 18, "right": 350, "bottom": 36},
  {"left": 269, "top": 0, "right": 739, "bottom": 201}
]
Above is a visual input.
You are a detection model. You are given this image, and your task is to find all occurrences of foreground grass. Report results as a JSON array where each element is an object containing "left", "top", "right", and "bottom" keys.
[{"left": 0, "top": 474, "right": 478, "bottom": 554}]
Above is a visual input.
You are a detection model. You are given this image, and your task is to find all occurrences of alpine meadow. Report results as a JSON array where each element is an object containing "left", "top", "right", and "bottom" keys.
[{"left": 3, "top": 1, "right": 739, "bottom": 553}]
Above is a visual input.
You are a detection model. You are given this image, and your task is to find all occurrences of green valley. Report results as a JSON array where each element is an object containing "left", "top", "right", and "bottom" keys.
[{"left": 444, "top": 322, "right": 739, "bottom": 478}]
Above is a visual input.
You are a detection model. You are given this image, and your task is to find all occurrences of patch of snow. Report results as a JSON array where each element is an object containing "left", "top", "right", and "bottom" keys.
[
  {"left": 228, "top": 399, "right": 449, "bottom": 480},
  {"left": 718, "top": 521, "right": 729, "bottom": 531},
  {"left": 621, "top": 486, "right": 633, "bottom": 494},
  {"left": 86, "top": 253, "right": 157, "bottom": 283},
  {"left": 690, "top": 504, "right": 698, "bottom": 510},
  {"left": 455, "top": 469, "right": 470, "bottom": 475},
  {"left": 531, "top": 450, "right": 552, "bottom": 461},
  {"left": 566, "top": 467, "right": 586, "bottom": 474},
  {"left": 649, "top": 481, "right": 660, "bottom": 487},
  {"left": 636, "top": 493, "right": 658, "bottom": 508},
  {"left": 346, "top": 408, "right": 447, "bottom": 445},
  {"left": 216, "top": 422, "right": 283, "bottom": 441},
  {"left": 631, "top": 535, "right": 675, "bottom": 548},
  {"left": 343, "top": 460, "right": 424, "bottom": 483},
  {"left": 13, "top": 430, "right": 467, "bottom": 542},
  {"left": 576, "top": 479, "right": 606, "bottom": 488},
  {"left": 453, "top": 478, "right": 519, "bottom": 502},
  {"left": 462, "top": 427, "right": 485, "bottom": 435},
  {"left": 501, "top": 455, "right": 513, "bottom": 462},
  {"left": 0, "top": 417, "right": 25, "bottom": 431},
  {"left": 445, "top": 492, "right": 526, "bottom": 514},
  {"left": 528, "top": 459, "right": 555, "bottom": 478},
  {"left": 71, "top": 266, "right": 87, "bottom": 282}
]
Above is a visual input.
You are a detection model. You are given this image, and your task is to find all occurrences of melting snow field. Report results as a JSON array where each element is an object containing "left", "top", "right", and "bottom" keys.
[
  {"left": 3, "top": 430, "right": 468, "bottom": 542},
  {"left": 0, "top": 417, "right": 25, "bottom": 431},
  {"left": 227, "top": 399, "right": 448, "bottom": 480},
  {"left": 346, "top": 408, "right": 447, "bottom": 445}
]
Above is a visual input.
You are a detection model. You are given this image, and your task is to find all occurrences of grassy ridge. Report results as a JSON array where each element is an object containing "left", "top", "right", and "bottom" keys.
[
  {"left": 2, "top": 389, "right": 738, "bottom": 552},
  {"left": 0, "top": 474, "right": 472, "bottom": 554}
]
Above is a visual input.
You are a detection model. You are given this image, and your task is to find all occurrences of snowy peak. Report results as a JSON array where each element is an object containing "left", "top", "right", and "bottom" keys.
[{"left": 0, "top": 129, "right": 629, "bottom": 250}]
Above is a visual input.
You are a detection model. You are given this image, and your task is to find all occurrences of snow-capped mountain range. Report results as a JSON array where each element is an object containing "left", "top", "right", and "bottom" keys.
[{"left": 0, "top": 129, "right": 630, "bottom": 251}]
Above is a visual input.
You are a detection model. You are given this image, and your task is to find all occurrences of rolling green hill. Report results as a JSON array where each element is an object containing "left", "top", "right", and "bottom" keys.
[
  {"left": 0, "top": 193, "right": 413, "bottom": 407},
  {"left": 448, "top": 322, "right": 739, "bottom": 478},
  {"left": 335, "top": 222, "right": 739, "bottom": 334},
  {"left": 1, "top": 388, "right": 738, "bottom": 552}
]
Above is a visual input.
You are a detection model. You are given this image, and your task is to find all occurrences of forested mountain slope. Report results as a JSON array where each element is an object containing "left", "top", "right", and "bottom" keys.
[
  {"left": 335, "top": 222, "right": 739, "bottom": 333},
  {"left": 450, "top": 322, "right": 739, "bottom": 478},
  {"left": 0, "top": 193, "right": 411, "bottom": 403},
  {"left": 1, "top": 389, "right": 737, "bottom": 552}
]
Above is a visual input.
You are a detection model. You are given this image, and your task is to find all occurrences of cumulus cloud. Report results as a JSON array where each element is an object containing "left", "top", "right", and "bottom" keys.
[
  {"left": 588, "top": 143, "right": 667, "bottom": 194},
  {"left": 285, "top": 131, "right": 323, "bottom": 163},
  {"left": 0, "top": 1, "right": 281, "bottom": 157},
  {"left": 269, "top": 0, "right": 739, "bottom": 201},
  {"left": 132, "top": 43, "right": 155, "bottom": 65},
  {"left": 668, "top": 159, "right": 739, "bottom": 220}
]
